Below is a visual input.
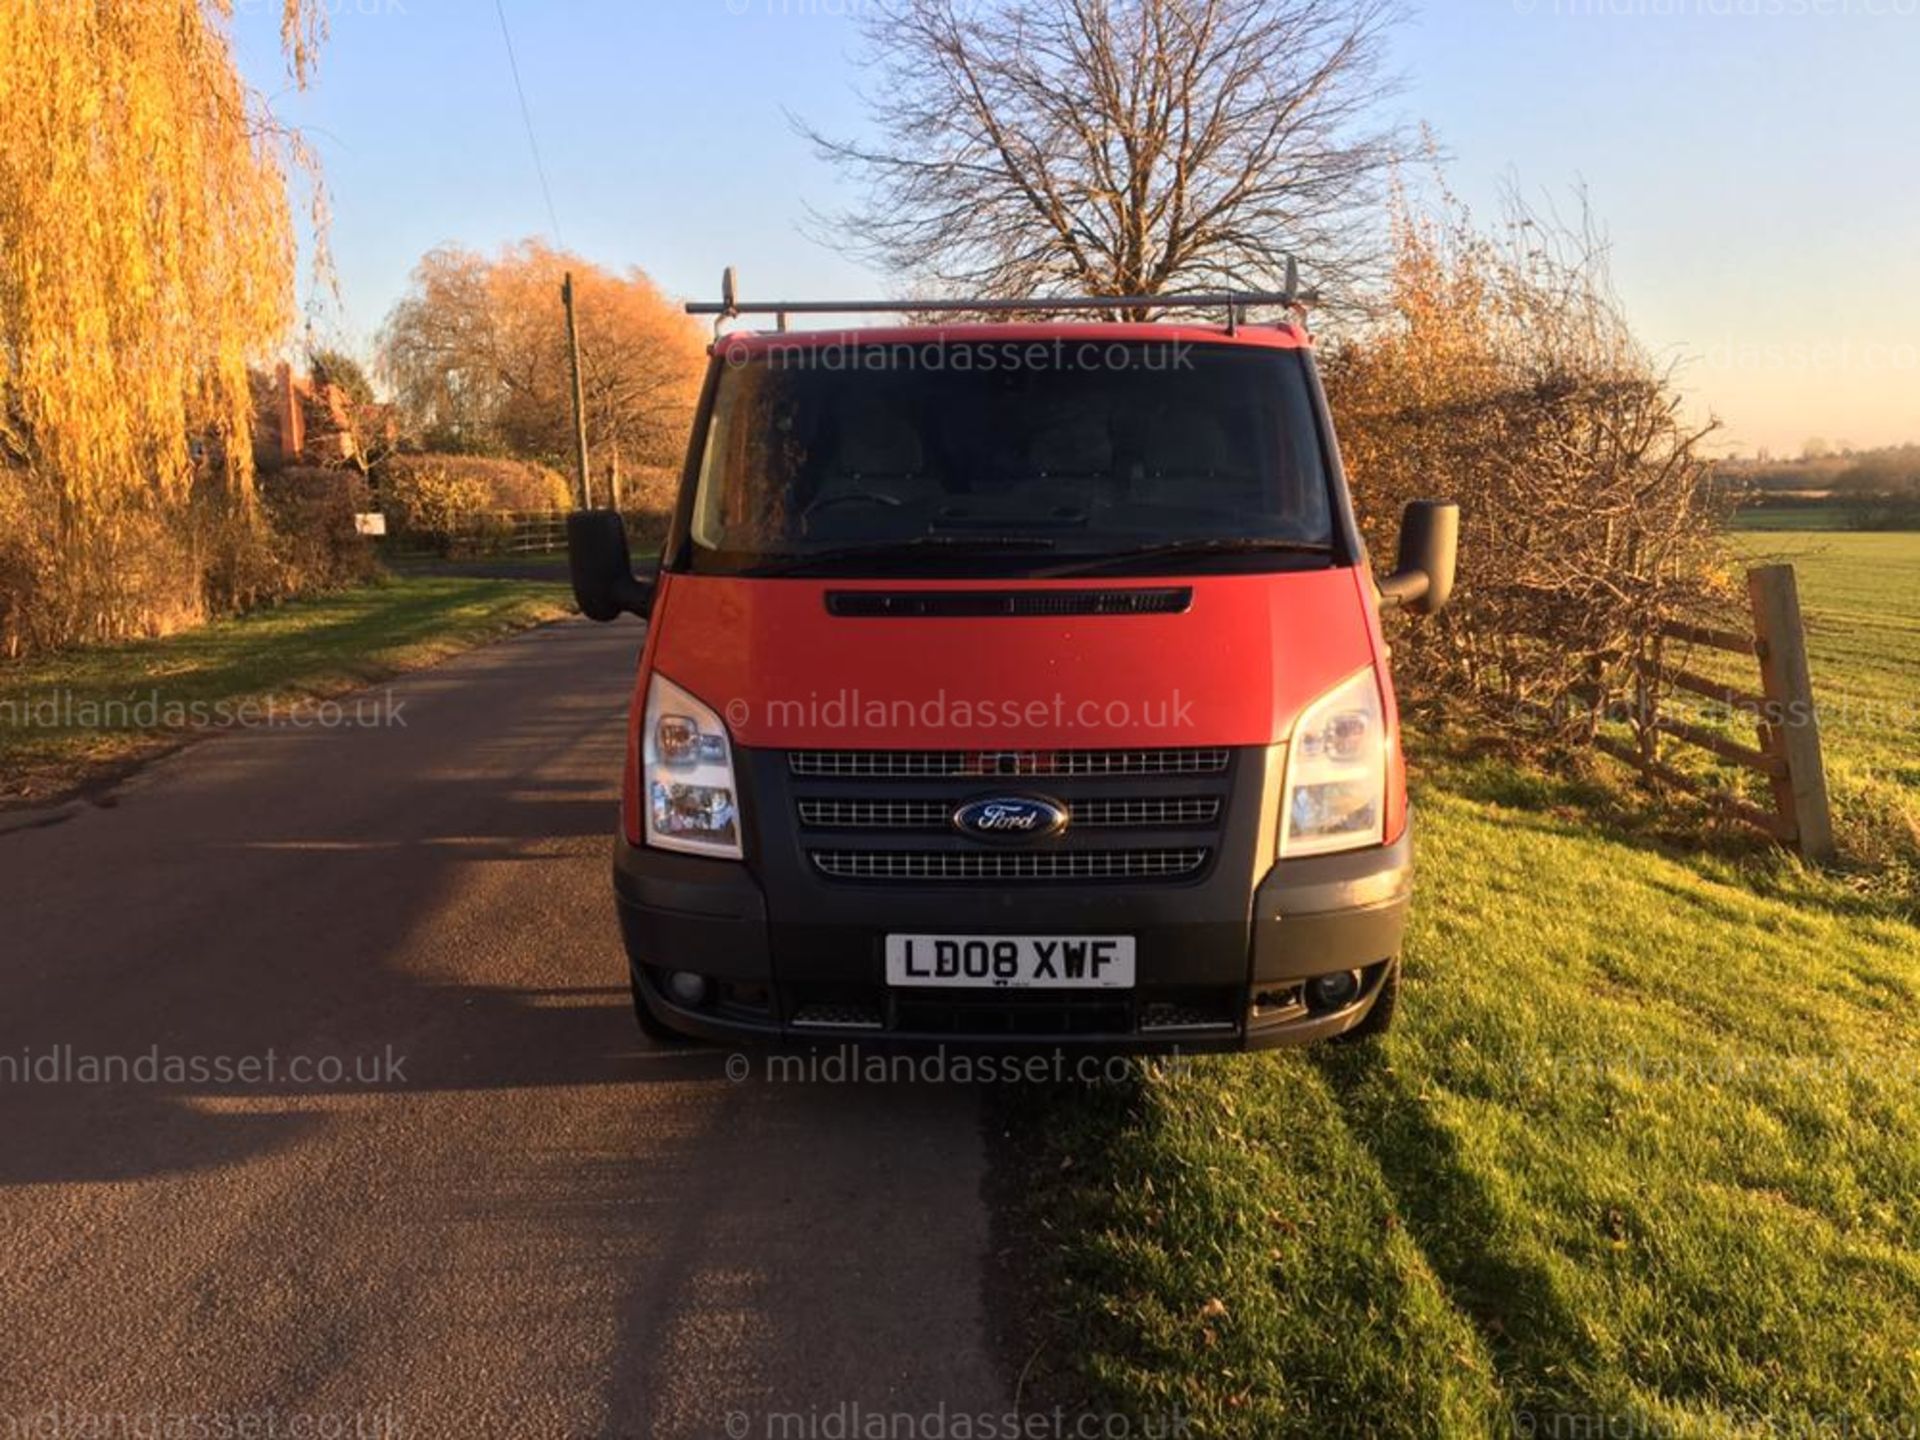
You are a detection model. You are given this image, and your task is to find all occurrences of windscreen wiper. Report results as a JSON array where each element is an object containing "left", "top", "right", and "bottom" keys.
[
  {"left": 747, "top": 534, "right": 1060, "bottom": 575},
  {"left": 1036, "top": 537, "right": 1333, "bottom": 578}
]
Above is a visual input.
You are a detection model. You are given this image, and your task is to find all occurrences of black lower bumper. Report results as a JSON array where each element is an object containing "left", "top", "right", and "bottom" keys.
[{"left": 612, "top": 823, "right": 1412, "bottom": 1052}]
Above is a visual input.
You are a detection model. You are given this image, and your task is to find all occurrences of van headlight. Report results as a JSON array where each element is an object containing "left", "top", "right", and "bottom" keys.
[
  {"left": 643, "top": 673, "right": 742, "bottom": 859},
  {"left": 1279, "top": 668, "right": 1387, "bottom": 858}
]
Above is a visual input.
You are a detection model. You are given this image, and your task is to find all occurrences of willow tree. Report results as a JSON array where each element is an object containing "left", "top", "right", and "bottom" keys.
[{"left": 0, "top": 1, "right": 323, "bottom": 651}]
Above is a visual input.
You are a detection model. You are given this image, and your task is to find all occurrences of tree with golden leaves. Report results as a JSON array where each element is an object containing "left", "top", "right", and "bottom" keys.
[
  {"left": 380, "top": 242, "right": 708, "bottom": 504},
  {"left": 0, "top": 1, "right": 323, "bottom": 652}
]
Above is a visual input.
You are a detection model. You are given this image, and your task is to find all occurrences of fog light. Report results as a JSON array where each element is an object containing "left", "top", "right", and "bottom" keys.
[
  {"left": 1306, "top": 970, "right": 1363, "bottom": 1013},
  {"left": 664, "top": 971, "right": 710, "bottom": 1008}
]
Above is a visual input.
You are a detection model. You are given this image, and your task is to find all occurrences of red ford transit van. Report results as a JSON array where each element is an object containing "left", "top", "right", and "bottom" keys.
[{"left": 569, "top": 280, "right": 1457, "bottom": 1051}]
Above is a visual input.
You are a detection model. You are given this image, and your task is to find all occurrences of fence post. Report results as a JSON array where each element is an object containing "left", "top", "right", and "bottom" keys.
[{"left": 1746, "top": 564, "right": 1834, "bottom": 863}]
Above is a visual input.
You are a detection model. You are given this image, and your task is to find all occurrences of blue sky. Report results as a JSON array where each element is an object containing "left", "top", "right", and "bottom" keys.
[{"left": 235, "top": 0, "right": 1920, "bottom": 455}]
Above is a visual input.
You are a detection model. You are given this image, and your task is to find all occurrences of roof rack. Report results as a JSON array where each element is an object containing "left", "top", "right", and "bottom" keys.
[{"left": 687, "top": 261, "right": 1314, "bottom": 337}]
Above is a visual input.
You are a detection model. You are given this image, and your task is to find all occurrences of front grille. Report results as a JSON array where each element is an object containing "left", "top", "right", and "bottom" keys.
[
  {"left": 891, "top": 993, "right": 1134, "bottom": 1037},
  {"left": 789, "top": 748, "right": 1231, "bottom": 779},
  {"left": 789, "top": 746, "right": 1235, "bottom": 887},
  {"left": 810, "top": 849, "right": 1209, "bottom": 882},
  {"left": 792, "top": 985, "right": 1245, "bottom": 1041},
  {"left": 791, "top": 1001, "right": 884, "bottom": 1030},
  {"left": 1139, "top": 999, "right": 1238, "bottom": 1034},
  {"left": 798, "top": 796, "right": 1222, "bottom": 831}
]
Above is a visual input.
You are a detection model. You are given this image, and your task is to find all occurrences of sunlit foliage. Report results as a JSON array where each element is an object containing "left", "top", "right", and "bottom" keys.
[
  {"left": 0, "top": 1, "right": 322, "bottom": 653},
  {"left": 381, "top": 241, "right": 707, "bottom": 506},
  {"left": 1324, "top": 182, "right": 1725, "bottom": 728}
]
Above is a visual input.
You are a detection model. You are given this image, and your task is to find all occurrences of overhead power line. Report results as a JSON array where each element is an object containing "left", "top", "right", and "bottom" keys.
[{"left": 493, "top": 0, "right": 565, "bottom": 246}]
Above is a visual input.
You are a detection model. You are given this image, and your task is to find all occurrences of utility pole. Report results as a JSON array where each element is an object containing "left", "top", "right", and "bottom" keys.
[{"left": 561, "top": 272, "right": 592, "bottom": 509}]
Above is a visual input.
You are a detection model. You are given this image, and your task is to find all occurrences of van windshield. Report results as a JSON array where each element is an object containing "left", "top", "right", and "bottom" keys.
[{"left": 683, "top": 340, "right": 1336, "bottom": 577}]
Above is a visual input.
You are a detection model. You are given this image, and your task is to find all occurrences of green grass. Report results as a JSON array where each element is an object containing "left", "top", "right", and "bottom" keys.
[
  {"left": 1728, "top": 503, "right": 1857, "bottom": 532},
  {"left": 1010, "top": 527, "right": 1920, "bottom": 1437},
  {"left": 1009, "top": 780, "right": 1920, "bottom": 1438},
  {"left": 0, "top": 574, "right": 568, "bottom": 805}
]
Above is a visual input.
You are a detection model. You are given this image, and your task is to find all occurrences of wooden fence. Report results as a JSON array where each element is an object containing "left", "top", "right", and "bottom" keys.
[{"left": 1590, "top": 564, "right": 1834, "bottom": 861}]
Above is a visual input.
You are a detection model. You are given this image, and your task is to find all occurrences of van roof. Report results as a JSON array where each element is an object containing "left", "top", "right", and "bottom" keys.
[{"left": 711, "top": 320, "right": 1313, "bottom": 361}]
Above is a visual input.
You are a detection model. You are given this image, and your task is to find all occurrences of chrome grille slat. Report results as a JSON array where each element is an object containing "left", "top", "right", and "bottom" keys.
[
  {"left": 1076, "top": 796, "right": 1221, "bottom": 827},
  {"left": 810, "top": 849, "right": 1209, "bottom": 882},
  {"left": 797, "top": 798, "right": 949, "bottom": 829},
  {"left": 797, "top": 797, "right": 1222, "bottom": 830},
  {"left": 789, "top": 748, "right": 1231, "bottom": 779}
]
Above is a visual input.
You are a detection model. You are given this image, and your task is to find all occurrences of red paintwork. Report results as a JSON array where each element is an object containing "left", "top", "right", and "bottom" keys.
[
  {"left": 625, "top": 567, "right": 1404, "bottom": 847},
  {"left": 712, "top": 320, "right": 1312, "bottom": 362},
  {"left": 621, "top": 318, "right": 1411, "bottom": 850},
  {"left": 640, "top": 569, "right": 1379, "bottom": 754}
]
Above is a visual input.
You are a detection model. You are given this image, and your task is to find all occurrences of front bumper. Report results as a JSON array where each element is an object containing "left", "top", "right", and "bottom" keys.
[{"left": 613, "top": 823, "right": 1412, "bottom": 1051}]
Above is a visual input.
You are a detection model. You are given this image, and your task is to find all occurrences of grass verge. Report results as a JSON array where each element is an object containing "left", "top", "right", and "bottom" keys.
[
  {"left": 0, "top": 574, "right": 569, "bottom": 807},
  {"left": 1000, "top": 771, "right": 1920, "bottom": 1437},
  {"left": 992, "top": 528, "right": 1920, "bottom": 1438}
]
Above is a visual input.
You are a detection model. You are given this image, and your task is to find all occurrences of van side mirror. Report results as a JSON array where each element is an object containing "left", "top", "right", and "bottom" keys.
[
  {"left": 567, "top": 510, "right": 655, "bottom": 622},
  {"left": 1377, "top": 500, "right": 1459, "bottom": 617}
]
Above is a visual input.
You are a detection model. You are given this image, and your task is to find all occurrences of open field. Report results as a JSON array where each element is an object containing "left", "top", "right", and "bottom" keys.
[
  {"left": 0, "top": 574, "right": 569, "bottom": 808},
  {"left": 1646, "top": 530, "right": 1920, "bottom": 874},
  {"left": 1573, "top": 528, "right": 1919, "bottom": 883},
  {"left": 1009, "top": 529, "right": 1920, "bottom": 1438},
  {"left": 1731, "top": 530, "right": 1920, "bottom": 810},
  {"left": 1728, "top": 503, "right": 1858, "bottom": 533}
]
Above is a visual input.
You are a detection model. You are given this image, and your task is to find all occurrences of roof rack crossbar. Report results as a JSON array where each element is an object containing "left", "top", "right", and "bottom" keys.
[
  {"left": 689, "top": 261, "right": 1313, "bottom": 326},
  {"left": 688, "top": 290, "right": 1312, "bottom": 318}
]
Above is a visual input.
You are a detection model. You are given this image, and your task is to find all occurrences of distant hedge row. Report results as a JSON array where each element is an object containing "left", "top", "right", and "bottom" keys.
[{"left": 372, "top": 454, "right": 574, "bottom": 539}]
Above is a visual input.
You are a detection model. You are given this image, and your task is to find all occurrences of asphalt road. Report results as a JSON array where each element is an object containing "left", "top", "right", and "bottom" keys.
[{"left": 0, "top": 621, "right": 1011, "bottom": 1439}]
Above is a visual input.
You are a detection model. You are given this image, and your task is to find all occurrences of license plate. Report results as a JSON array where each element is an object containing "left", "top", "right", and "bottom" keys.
[{"left": 885, "top": 935, "right": 1136, "bottom": 990}]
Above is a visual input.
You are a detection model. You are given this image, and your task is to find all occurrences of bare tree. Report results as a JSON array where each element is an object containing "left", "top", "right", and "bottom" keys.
[{"left": 799, "top": 0, "right": 1406, "bottom": 312}]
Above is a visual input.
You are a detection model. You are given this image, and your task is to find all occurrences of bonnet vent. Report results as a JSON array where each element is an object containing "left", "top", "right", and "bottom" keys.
[{"left": 825, "top": 588, "right": 1192, "bottom": 619}]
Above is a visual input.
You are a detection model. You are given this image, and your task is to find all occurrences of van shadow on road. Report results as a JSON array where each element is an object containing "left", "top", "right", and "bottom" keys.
[{"left": 0, "top": 734, "right": 699, "bottom": 1186}]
